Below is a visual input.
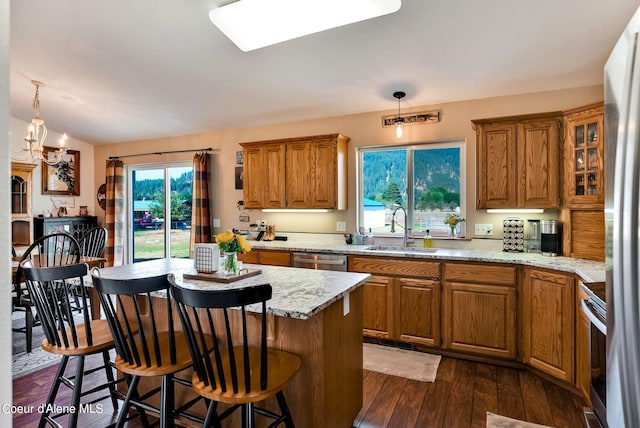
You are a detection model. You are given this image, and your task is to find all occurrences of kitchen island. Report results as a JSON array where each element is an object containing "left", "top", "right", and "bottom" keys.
[{"left": 95, "top": 258, "right": 370, "bottom": 428}]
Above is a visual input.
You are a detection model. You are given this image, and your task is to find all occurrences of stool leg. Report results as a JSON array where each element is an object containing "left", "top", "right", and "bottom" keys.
[
  {"left": 68, "top": 355, "right": 85, "bottom": 427},
  {"left": 159, "top": 373, "right": 175, "bottom": 428},
  {"left": 38, "top": 355, "right": 70, "bottom": 428},
  {"left": 101, "top": 350, "right": 119, "bottom": 411},
  {"left": 25, "top": 308, "right": 33, "bottom": 353},
  {"left": 276, "top": 391, "right": 295, "bottom": 428},
  {"left": 241, "top": 403, "right": 255, "bottom": 428},
  {"left": 116, "top": 375, "right": 140, "bottom": 428}
]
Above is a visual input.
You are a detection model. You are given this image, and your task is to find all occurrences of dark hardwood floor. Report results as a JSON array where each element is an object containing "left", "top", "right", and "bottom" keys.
[{"left": 12, "top": 354, "right": 587, "bottom": 427}]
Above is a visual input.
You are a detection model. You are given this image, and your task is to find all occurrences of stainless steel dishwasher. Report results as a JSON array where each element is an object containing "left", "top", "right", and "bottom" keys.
[{"left": 292, "top": 252, "right": 348, "bottom": 271}]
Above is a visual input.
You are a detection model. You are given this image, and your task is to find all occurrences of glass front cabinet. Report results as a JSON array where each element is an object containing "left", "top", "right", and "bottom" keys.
[{"left": 565, "top": 104, "right": 604, "bottom": 208}]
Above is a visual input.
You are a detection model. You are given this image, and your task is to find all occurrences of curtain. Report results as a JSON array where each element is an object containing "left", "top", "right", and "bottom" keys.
[
  {"left": 191, "top": 153, "right": 212, "bottom": 250},
  {"left": 104, "top": 159, "right": 126, "bottom": 267}
]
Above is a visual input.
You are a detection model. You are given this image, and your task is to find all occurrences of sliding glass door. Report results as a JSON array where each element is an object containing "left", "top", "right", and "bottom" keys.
[{"left": 128, "top": 162, "right": 193, "bottom": 262}]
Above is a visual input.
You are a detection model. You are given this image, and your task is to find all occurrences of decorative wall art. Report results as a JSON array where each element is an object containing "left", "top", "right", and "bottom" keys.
[
  {"left": 235, "top": 167, "right": 244, "bottom": 189},
  {"left": 41, "top": 147, "right": 80, "bottom": 196}
]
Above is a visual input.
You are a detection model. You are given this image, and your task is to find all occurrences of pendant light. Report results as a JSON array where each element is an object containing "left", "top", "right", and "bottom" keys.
[{"left": 393, "top": 91, "right": 406, "bottom": 138}]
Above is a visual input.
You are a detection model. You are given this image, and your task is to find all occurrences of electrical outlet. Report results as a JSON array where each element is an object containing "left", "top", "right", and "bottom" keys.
[
  {"left": 213, "top": 218, "right": 221, "bottom": 227},
  {"left": 336, "top": 221, "right": 346, "bottom": 232},
  {"left": 474, "top": 223, "right": 493, "bottom": 236}
]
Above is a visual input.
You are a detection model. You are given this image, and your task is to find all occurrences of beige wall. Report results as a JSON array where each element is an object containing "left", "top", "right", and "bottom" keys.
[{"left": 93, "top": 85, "right": 603, "bottom": 242}]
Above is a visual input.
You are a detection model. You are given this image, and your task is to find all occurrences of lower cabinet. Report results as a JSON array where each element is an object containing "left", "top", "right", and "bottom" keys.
[
  {"left": 238, "top": 249, "right": 292, "bottom": 266},
  {"left": 395, "top": 277, "right": 440, "bottom": 347},
  {"left": 362, "top": 275, "right": 394, "bottom": 339},
  {"left": 523, "top": 268, "right": 575, "bottom": 382},
  {"left": 350, "top": 256, "right": 441, "bottom": 347},
  {"left": 442, "top": 263, "right": 517, "bottom": 359}
]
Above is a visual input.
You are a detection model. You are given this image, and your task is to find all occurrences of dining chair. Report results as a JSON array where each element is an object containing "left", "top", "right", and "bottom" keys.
[
  {"left": 20, "top": 260, "right": 121, "bottom": 428},
  {"left": 90, "top": 269, "right": 204, "bottom": 428},
  {"left": 14, "top": 232, "right": 81, "bottom": 353},
  {"left": 169, "top": 279, "right": 302, "bottom": 428},
  {"left": 77, "top": 227, "right": 108, "bottom": 258}
]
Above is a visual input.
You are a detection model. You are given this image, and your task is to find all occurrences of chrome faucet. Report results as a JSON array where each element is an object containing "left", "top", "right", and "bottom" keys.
[{"left": 390, "top": 205, "right": 411, "bottom": 247}]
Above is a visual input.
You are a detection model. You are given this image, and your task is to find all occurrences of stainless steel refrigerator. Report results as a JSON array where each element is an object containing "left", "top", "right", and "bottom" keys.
[{"left": 604, "top": 6, "right": 640, "bottom": 428}]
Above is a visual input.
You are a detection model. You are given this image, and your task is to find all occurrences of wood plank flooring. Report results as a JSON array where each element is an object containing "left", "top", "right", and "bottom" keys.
[{"left": 12, "top": 354, "right": 587, "bottom": 427}]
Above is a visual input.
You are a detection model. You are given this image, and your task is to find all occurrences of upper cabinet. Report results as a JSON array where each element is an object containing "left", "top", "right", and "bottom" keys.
[
  {"left": 473, "top": 112, "right": 562, "bottom": 209},
  {"left": 564, "top": 103, "right": 604, "bottom": 208},
  {"left": 11, "top": 162, "right": 37, "bottom": 246},
  {"left": 240, "top": 134, "right": 349, "bottom": 210}
]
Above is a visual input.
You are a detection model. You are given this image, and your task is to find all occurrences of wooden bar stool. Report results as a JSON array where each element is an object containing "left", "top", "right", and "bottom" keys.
[
  {"left": 169, "top": 278, "right": 302, "bottom": 428},
  {"left": 20, "top": 261, "right": 120, "bottom": 428},
  {"left": 91, "top": 270, "right": 204, "bottom": 428}
]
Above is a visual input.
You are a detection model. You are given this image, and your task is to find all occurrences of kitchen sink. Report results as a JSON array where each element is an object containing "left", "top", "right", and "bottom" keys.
[{"left": 363, "top": 245, "right": 437, "bottom": 253}]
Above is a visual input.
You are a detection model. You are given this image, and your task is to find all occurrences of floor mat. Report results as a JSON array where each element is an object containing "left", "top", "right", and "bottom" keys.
[{"left": 363, "top": 343, "right": 440, "bottom": 382}]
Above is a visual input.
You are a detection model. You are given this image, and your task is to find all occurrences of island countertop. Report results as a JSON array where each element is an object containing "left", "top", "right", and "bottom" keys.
[{"left": 94, "top": 257, "right": 371, "bottom": 319}]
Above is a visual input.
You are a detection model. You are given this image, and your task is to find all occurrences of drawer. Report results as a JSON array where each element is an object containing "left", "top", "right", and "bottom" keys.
[
  {"left": 349, "top": 256, "right": 440, "bottom": 280},
  {"left": 443, "top": 263, "right": 516, "bottom": 286}
]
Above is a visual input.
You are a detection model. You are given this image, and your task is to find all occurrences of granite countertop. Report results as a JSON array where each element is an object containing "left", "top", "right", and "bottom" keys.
[
  {"left": 95, "top": 258, "right": 371, "bottom": 320},
  {"left": 246, "top": 238, "right": 607, "bottom": 283}
]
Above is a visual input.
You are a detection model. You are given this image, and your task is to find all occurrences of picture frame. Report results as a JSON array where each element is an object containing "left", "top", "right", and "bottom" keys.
[
  {"left": 41, "top": 147, "right": 80, "bottom": 196},
  {"left": 236, "top": 150, "right": 244, "bottom": 165},
  {"left": 235, "top": 166, "right": 244, "bottom": 189}
]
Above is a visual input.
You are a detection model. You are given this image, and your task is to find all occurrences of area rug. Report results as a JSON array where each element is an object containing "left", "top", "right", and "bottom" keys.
[
  {"left": 362, "top": 343, "right": 441, "bottom": 382},
  {"left": 486, "top": 412, "right": 554, "bottom": 428},
  {"left": 13, "top": 348, "right": 61, "bottom": 378}
]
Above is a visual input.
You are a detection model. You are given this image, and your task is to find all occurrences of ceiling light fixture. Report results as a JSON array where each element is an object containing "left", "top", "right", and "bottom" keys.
[
  {"left": 23, "top": 80, "right": 68, "bottom": 166},
  {"left": 393, "top": 91, "right": 406, "bottom": 138},
  {"left": 209, "top": 0, "right": 402, "bottom": 52}
]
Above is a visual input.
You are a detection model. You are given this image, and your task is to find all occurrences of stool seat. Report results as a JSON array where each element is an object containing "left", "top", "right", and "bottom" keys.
[
  {"left": 192, "top": 346, "right": 301, "bottom": 405},
  {"left": 42, "top": 319, "right": 114, "bottom": 355}
]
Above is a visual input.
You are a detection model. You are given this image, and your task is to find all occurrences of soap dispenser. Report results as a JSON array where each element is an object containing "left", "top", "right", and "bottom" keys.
[{"left": 423, "top": 230, "right": 433, "bottom": 248}]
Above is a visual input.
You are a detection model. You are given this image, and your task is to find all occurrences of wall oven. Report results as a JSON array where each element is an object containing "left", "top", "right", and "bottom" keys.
[{"left": 581, "top": 282, "right": 607, "bottom": 428}]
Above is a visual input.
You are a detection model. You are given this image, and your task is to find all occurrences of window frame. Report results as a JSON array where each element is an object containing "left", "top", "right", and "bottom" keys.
[{"left": 356, "top": 139, "right": 466, "bottom": 238}]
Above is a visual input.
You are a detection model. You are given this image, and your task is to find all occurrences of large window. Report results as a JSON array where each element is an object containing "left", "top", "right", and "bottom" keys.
[
  {"left": 358, "top": 140, "right": 465, "bottom": 237},
  {"left": 128, "top": 162, "right": 193, "bottom": 262}
]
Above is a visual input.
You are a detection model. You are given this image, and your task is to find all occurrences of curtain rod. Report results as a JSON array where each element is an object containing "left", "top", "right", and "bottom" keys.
[{"left": 108, "top": 147, "right": 216, "bottom": 160}]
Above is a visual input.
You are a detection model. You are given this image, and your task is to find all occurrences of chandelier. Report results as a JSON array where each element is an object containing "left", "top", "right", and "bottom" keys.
[{"left": 23, "top": 80, "right": 68, "bottom": 166}]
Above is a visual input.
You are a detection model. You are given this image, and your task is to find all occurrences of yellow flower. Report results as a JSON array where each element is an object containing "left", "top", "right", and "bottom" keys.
[{"left": 214, "top": 230, "right": 251, "bottom": 254}]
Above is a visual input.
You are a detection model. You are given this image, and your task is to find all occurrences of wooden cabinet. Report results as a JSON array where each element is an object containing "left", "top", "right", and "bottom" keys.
[
  {"left": 349, "top": 256, "right": 440, "bottom": 346},
  {"left": 11, "top": 162, "right": 36, "bottom": 246},
  {"left": 442, "top": 263, "right": 517, "bottom": 359},
  {"left": 242, "top": 143, "right": 286, "bottom": 209},
  {"left": 395, "top": 277, "right": 440, "bottom": 346},
  {"left": 474, "top": 112, "right": 562, "bottom": 209},
  {"left": 34, "top": 216, "right": 98, "bottom": 241},
  {"left": 362, "top": 275, "right": 394, "bottom": 339},
  {"left": 564, "top": 103, "right": 604, "bottom": 208},
  {"left": 238, "top": 249, "right": 292, "bottom": 267},
  {"left": 561, "top": 103, "right": 605, "bottom": 261},
  {"left": 241, "top": 134, "right": 349, "bottom": 210},
  {"left": 523, "top": 268, "right": 574, "bottom": 382}
]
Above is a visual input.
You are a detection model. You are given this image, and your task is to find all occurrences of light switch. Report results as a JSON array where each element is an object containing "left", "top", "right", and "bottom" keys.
[
  {"left": 213, "top": 218, "right": 221, "bottom": 227},
  {"left": 336, "top": 221, "right": 346, "bottom": 232}
]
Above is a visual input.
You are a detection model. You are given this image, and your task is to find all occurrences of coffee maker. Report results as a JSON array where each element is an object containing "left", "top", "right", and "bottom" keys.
[{"left": 540, "top": 220, "right": 561, "bottom": 256}]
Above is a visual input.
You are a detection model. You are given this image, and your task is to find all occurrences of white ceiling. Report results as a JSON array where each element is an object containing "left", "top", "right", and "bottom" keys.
[{"left": 9, "top": 0, "right": 640, "bottom": 145}]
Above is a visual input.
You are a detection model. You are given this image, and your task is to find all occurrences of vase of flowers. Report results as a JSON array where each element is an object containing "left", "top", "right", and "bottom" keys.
[
  {"left": 215, "top": 230, "right": 251, "bottom": 275},
  {"left": 444, "top": 214, "right": 465, "bottom": 238}
]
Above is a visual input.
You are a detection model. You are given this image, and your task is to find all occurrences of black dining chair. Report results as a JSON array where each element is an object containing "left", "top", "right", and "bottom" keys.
[
  {"left": 13, "top": 232, "right": 81, "bottom": 353},
  {"left": 90, "top": 269, "right": 205, "bottom": 428},
  {"left": 77, "top": 227, "right": 108, "bottom": 258},
  {"left": 20, "top": 260, "right": 121, "bottom": 427},
  {"left": 169, "top": 278, "right": 302, "bottom": 428}
]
